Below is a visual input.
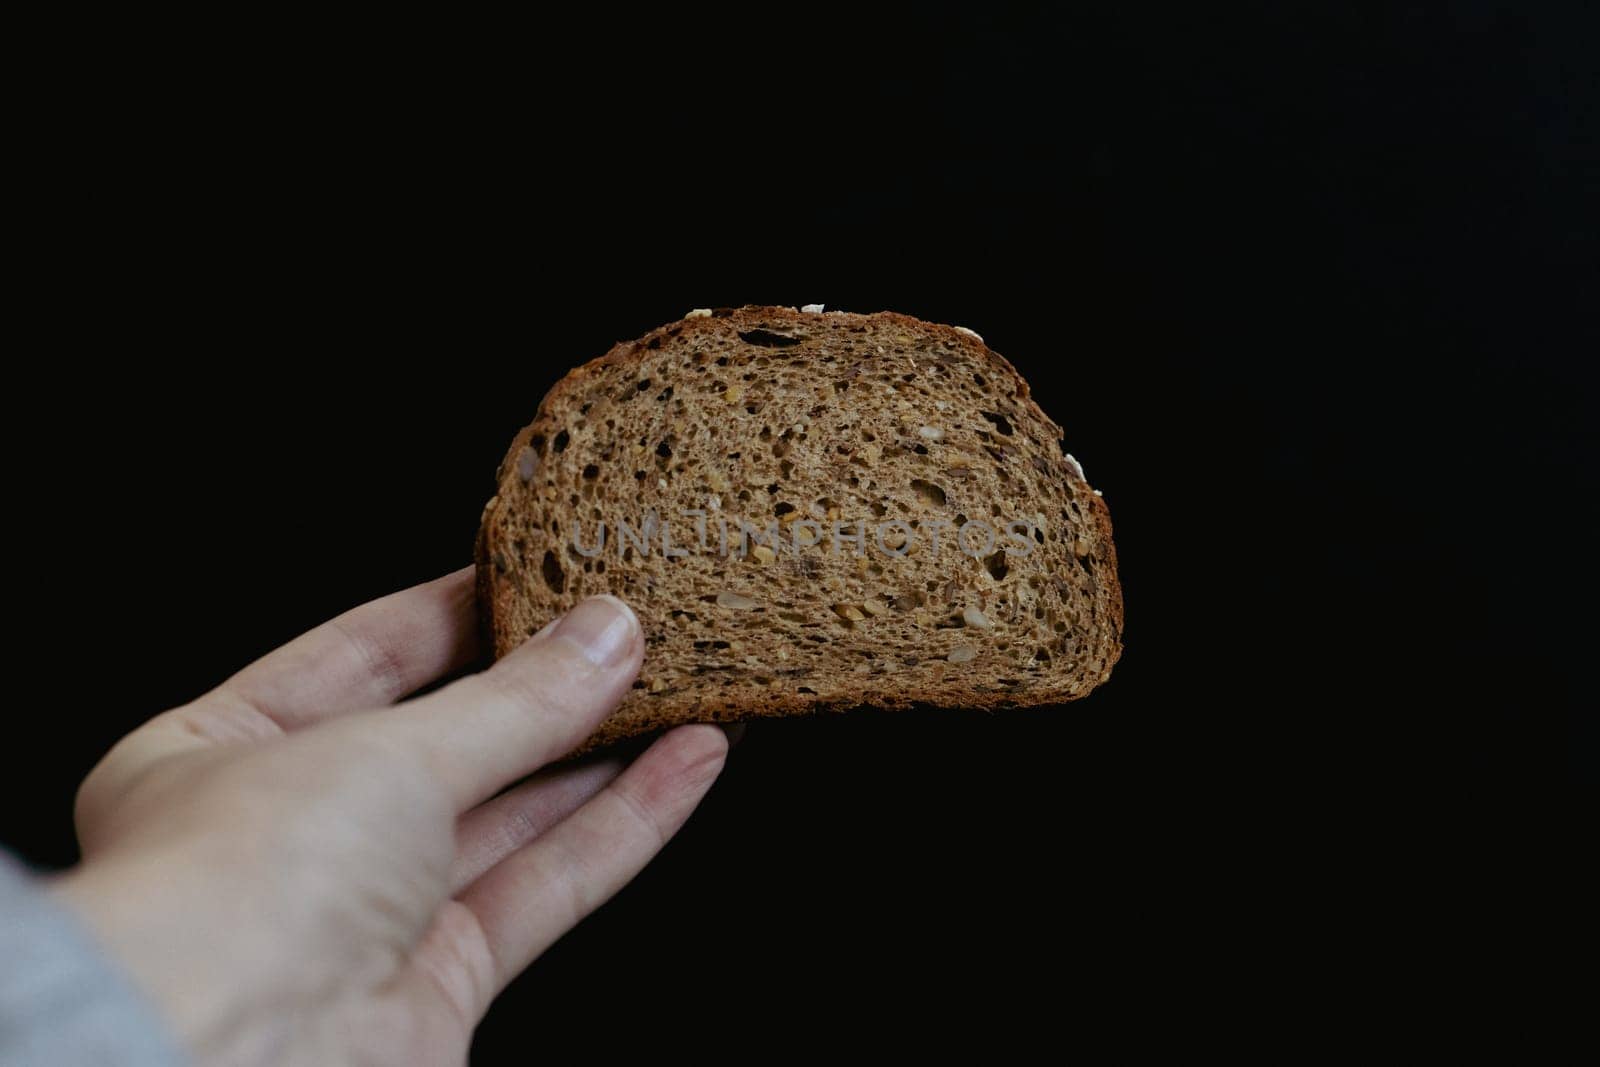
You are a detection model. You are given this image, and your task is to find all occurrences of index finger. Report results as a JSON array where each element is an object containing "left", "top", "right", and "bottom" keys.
[{"left": 218, "top": 566, "right": 480, "bottom": 730}]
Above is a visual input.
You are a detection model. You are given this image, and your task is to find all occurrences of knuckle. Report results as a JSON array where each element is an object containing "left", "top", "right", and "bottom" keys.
[
  {"left": 473, "top": 655, "right": 603, "bottom": 743},
  {"left": 613, "top": 731, "right": 728, "bottom": 844},
  {"left": 473, "top": 663, "right": 551, "bottom": 718},
  {"left": 609, "top": 777, "right": 672, "bottom": 850},
  {"left": 416, "top": 902, "right": 495, "bottom": 1035},
  {"left": 331, "top": 615, "right": 411, "bottom": 699},
  {"left": 464, "top": 799, "right": 543, "bottom": 882},
  {"left": 545, "top": 835, "right": 600, "bottom": 929},
  {"left": 496, "top": 800, "right": 543, "bottom": 858},
  {"left": 317, "top": 721, "right": 455, "bottom": 829}
]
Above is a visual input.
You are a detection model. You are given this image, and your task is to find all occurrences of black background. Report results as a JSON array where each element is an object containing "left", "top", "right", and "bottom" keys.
[{"left": 9, "top": 2, "right": 1593, "bottom": 1053}]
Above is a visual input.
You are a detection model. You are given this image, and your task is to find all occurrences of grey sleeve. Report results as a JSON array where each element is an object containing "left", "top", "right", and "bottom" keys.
[{"left": 0, "top": 851, "right": 185, "bottom": 1067}]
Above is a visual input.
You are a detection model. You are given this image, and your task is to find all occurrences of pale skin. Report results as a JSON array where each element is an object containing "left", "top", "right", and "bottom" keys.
[{"left": 49, "top": 567, "right": 728, "bottom": 1065}]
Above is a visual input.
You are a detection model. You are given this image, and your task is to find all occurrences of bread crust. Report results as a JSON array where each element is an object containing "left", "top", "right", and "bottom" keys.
[{"left": 477, "top": 306, "right": 1122, "bottom": 752}]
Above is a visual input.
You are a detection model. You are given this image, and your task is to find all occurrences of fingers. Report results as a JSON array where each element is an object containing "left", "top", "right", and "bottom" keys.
[
  {"left": 448, "top": 756, "right": 625, "bottom": 895},
  {"left": 416, "top": 725, "right": 726, "bottom": 1016},
  {"left": 73, "top": 569, "right": 485, "bottom": 838},
  {"left": 216, "top": 567, "right": 480, "bottom": 731},
  {"left": 383, "top": 596, "right": 643, "bottom": 811}
]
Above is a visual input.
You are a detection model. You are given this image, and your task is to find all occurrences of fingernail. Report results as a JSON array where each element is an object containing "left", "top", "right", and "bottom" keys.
[{"left": 555, "top": 595, "right": 639, "bottom": 668}]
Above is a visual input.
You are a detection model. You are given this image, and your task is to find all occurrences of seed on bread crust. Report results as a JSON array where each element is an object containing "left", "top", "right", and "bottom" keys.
[{"left": 516, "top": 447, "right": 539, "bottom": 485}]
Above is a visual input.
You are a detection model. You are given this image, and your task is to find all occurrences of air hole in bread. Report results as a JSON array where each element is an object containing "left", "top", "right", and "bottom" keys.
[
  {"left": 738, "top": 329, "right": 804, "bottom": 348},
  {"left": 981, "top": 411, "right": 1014, "bottom": 436},
  {"left": 541, "top": 551, "right": 565, "bottom": 594},
  {"left": 910, "top": 479, "right": 947, "bottom": 507}
]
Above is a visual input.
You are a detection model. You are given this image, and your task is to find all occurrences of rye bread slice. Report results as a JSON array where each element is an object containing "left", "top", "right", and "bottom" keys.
[{"left": 477, "top": 306, "right": 1122, "bottom": 750}]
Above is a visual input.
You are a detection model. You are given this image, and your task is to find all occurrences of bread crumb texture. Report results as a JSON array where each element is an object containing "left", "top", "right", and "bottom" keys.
[{"left": 478, "top": 306, "right": 1123, "bottom": 750}]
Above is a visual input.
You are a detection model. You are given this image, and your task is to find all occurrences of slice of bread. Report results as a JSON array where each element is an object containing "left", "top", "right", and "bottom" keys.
[{"left": 477, "top": 306, "right": 1122, "bottom": 750}]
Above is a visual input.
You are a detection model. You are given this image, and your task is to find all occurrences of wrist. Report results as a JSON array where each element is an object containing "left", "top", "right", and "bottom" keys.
[{"left": 49, "top": 855, "right": 251, "bottom": 1062}]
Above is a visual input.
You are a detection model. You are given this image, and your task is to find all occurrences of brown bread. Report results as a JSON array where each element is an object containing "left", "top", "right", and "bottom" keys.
[{"left": 477, "top": 306, "right": 1122, "bottom": 750}]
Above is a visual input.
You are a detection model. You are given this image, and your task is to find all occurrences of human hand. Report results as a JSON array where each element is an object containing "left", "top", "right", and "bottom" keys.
[{"left": 50, "top": 568, "right": 727, "bottom": 1065}]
